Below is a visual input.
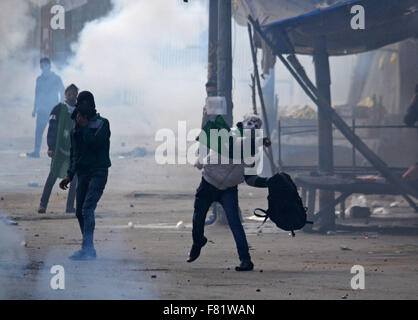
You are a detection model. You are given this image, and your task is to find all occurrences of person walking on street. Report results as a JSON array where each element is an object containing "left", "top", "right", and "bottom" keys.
[
  {"left": 38, "top": 84, "right": 79, "bottom": 214},
  {"left": 28, "top": 57, "right": 65, "bottom": 158},
  {"left": 60, "top": 91, "right": 111, "bottom": 260}
]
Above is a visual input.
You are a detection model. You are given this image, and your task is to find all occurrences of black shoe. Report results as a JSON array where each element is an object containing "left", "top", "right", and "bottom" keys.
[
  {"left": 27, "top": 152, "right": 40, "bottom": 158},
  {"left": 235, "top": 259, "right": 254, "bottom": 271},
  {"left": 66, "top": 208, "right": 76, "bottom": 213},
  {"left": 38, "top": 206, "right": 46, "bottom": 214},
  {"left": 69, "top": 248, "right": 96, "bottom": 261},
  {"left": 187, "top": 236, "right": 207, "bottom": 263}
]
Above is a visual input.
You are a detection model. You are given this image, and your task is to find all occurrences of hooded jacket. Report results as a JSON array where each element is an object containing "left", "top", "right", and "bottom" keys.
[{"left": 67, "top": 114, "right": 111, "bottom": 180}]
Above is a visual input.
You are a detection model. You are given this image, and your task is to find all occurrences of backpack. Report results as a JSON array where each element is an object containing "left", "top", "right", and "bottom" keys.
[{"left": 254, "top": 172, "right": 313, "bottom": 236}]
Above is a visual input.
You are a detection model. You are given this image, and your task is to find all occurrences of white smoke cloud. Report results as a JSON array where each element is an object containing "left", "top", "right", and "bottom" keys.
[
  {"left": 0, "top": 0, "right": 209, "bottom": 138},
  {"left": 0, "top": 0, "right": 35, "bottom": 60},
  {"left": 61, "top": 0, "right": 208, "bottom": 134},
  {"left": 0, "top": 0, "right": 40, "bottom": 109},
  {"left": 0, "top": 211, "right": 29, "bottom": 299}
]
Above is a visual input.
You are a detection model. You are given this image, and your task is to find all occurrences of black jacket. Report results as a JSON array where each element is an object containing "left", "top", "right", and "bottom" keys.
[{"left": 67, "top": 114, "right": 111, "bottom": 180}]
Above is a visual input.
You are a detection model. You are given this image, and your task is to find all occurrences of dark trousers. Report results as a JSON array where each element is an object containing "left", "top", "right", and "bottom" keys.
[
  {"left": 76, "top": 169, "right": 108, "bottom": 249},
  {"left": 192, "top": 177, "right": 251, "bottom": 261},
  {"left": 34, "top": 113, "right": 49, "bottom": 155},
  {"left": 40, "top": 172, "right": 77, "bottom": 210}
]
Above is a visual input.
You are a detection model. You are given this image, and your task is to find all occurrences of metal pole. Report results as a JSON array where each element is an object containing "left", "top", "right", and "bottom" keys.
[
  {"left": 278, "top": 119, "right": 282, "bottom": 167},
  {"left": 247, "top": 23, "right": 278, "bottom": 174},
  {"left": 202, "top": 0, "right": 218, "bottom": 130},
  {"left": 214, "top": 0, "right": 233, "bottom": 226},
  {"left": 313, "top": 38, "right": 335, "bottom": 230},
  {"left": 352, "top": 118, "right": 356, "bottom": 167},
  {"left": 207, "top": 0, "right": 218, "bottom": 96},
  {"left": 217, "top": 0, "right": 233, "bottom": 126},
  {"left": 314, "top": 38, "right": 334, "bottom": 175},
  {"left": 250, "top": 74, "right": 257, "bottom": 114}
]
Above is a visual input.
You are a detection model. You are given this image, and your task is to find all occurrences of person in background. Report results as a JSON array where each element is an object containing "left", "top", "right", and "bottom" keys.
[
  {"left": 60, "top": 91, "right": 111, "bottom": 261},
  {"left": 27, "top": 58, "right": 65, "bottom": 158},
  {"left": 38, "top": 84, "right": 79, "bottom": 214}
]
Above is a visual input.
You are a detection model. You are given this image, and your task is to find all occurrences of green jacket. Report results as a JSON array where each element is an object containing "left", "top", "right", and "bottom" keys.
[{"left": 67, "top": 114, "right": 111, "bottom": 180}]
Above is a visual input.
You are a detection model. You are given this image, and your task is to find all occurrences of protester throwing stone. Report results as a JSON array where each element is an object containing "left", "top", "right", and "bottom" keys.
[{"left": 188, "top": 113, "right": 270, "bottom": 271}]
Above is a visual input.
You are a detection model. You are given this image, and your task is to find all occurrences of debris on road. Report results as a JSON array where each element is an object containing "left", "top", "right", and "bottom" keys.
[
  {"left": 27, "top": 182, "right": 40, "bottom": 188},
  {"left": 118, "top": 147, "right": 148, "bottom": 158},
  {"left": 373, "top": 207, "right": 389, "bottom": 215},
  {"left": 176, "top": 221, "right": 185, "bottom": 229},
  {"left": 389, "top": 201, "right": 400, "bottom": 208}
]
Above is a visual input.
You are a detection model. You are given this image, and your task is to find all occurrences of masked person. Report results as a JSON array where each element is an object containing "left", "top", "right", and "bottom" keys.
[
  {"left": 188, "top": 114, "right": 270, "bottom": 271},
  {"left": 59, "top": 91, "right": 111, "bottom": 260},
  {"left": 28, "top": 58, "right": 65, "bottom": 158},
  {"left": 38, "top": 84, "right": 79, "bottom": 214}
]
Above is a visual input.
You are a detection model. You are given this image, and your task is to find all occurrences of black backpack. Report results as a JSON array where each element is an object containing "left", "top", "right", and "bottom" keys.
[{"left": 254, "top": 172, "right": 313, "bottom": 236}]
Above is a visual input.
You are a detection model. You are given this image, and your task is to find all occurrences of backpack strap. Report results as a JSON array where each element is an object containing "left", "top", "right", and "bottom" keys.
[
  {"left": 253, "top": 208, "right": 268, "bottom": 218},
  {"left": 253, "top": 208, "right": 269, "bottom": 227}
]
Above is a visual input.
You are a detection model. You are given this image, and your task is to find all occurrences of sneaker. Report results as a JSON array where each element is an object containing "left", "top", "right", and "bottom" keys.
[
  {"left": 38, "top": 206, "right": 46, "bottom": 214},
  {"left": 27, "top": 152, "right": 40, "bottom": 158},
  {"left": 187, "top": 236, "right": 207, "bottom": 263},
  {"left": 235, "top": 259, "right": 254, "bottom": 271},
  {"left": 69, "top": 248, "right": 96, "bottom": 261}
]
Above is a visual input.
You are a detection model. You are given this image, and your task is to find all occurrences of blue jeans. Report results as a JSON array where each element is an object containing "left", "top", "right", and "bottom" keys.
[
  {"left": 192, "top": 178, "right": 250, "bottom": 261},
  {"left": 76, "top": 169, "right": 108, "bottom": 249}
]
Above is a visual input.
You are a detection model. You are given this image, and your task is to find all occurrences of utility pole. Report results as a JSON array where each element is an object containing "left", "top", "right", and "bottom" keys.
[
  {"left": 214, "top": 0, "right": 233, "bottom": 225},
  {"left": 202, "top": 0, "right": 218, "bottom": 128},
  {"left": 207, "top": 0, "right": 218, "bottom": 96},
  {"left": 217, "top": 0, "right": 233, "bottom": 126}
]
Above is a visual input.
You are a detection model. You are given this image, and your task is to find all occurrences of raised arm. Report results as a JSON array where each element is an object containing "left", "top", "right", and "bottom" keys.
[
  {"left": 244, "top": 175, "right": 268, "bottom": 188},
  {"left": 33, "top": 78, "right": 40, "bottom": 115},
  {"left": 67, "top": 130, "right": 77, "bottom": 181}
]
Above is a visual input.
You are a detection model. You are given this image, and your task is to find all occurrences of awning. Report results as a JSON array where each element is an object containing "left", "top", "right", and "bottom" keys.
[
  {"left": 259, "top": 0, "right": 418, "bottom": 56},
  {"left": 233, "top": 0, "right": 347, "bottom": 27}
]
